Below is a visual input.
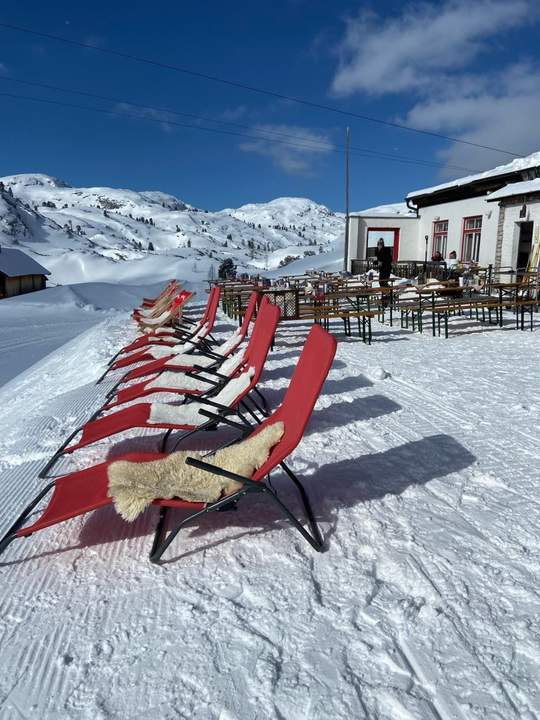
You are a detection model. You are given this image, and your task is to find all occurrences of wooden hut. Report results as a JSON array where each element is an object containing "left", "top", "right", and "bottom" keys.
[{"left": 0, "top": 247, "right": 51, "bottom": 298}]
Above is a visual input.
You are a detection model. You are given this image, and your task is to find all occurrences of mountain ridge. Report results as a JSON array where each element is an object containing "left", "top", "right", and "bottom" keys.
[{"left": 0, "top": 173, "right": 344, "bottom": 285}]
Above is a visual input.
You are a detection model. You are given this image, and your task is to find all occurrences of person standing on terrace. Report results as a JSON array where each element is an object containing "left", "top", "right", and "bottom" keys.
[{"left": 375, "top": 238, "right": 392, "bottom": 288}]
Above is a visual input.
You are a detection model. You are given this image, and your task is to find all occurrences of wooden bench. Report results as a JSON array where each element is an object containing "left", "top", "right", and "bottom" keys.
[
  {"left": 400, "top": 297, "right": 503, "bottom": 336},
  {"left": 300, "top": 304, "right": 375, "bottom": 343}
]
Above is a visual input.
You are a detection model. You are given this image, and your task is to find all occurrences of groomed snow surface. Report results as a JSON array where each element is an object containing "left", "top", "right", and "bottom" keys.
[{"left": 0, "top": 285, "right": 539, "bottom": 720}]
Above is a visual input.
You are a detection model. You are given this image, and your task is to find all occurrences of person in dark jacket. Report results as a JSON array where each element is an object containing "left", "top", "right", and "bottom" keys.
[{"left": 375, "top": 238, "right": 392, "bottom": 287}]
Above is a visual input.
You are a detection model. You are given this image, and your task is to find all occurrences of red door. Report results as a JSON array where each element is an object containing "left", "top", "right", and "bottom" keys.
[{"left": 367, "top": 228, "right": 400, "bottom": 261}]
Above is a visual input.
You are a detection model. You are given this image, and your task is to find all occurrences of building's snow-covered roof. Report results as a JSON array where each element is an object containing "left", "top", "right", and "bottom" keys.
[
  {"left": 485, "top": 178, "right": 540, "bottom": 202},
  {"left": 407, "top": 150, "right": 540, "bottom": 200},
  {"left": 350, "top": 202, "right": 417, "bottom": 217},
  {"left": 0, "top": 248, "right": 51, "bottom": 277}
]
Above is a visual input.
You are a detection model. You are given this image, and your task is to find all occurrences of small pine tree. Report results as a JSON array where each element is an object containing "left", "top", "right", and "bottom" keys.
[
  {"left": 218, "top": 258, "right": 236, "bottom": 279},
  {"left": 148, "top": 241, "right": 155, "bottom": 252},
  {"left": 187, "top": 239, "right": 191, "bottom": 248}
]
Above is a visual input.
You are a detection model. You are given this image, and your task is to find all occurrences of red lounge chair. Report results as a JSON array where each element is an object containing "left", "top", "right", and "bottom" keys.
[
  {"left": 140, "top": 279, "right": 179, "bottom": 309},
  {"left": 97, "top": 288, "right": 218, "bottom": 384},
  {"left": 109, "top": 293, "right": 266, "bottom": 393},
  {"left": 133, "top": 288, "right": 191, "bottom": 322},
  {"left": 105, "top": 287, "right": 217, "bottom": 368},
  {"left": 122, "top": 287, "right": 221, "bottom": 365},
  {"left": 124, "top": 289, "right": 259, "bottom": 356},
  {"left": 38, "top": 302, "right": 280, "bottom": 477},
  {"left": 104, "top": 291, "right": 250, "bottom": 387},
  {"left": 103, "top": 294, "right": 265, "bottom": 409},
  {"left": 111, "top": 317, "right": 210, "bottom": 370},
  {"left": 0, "top": 325, "right": 336, "bottom": 563},
  {"left": 133, "top": 290, "right": 193, "bottom": 330}
]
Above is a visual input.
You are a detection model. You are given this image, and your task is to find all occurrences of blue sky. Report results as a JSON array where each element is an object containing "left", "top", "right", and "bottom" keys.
[{"left": 1, "top": 0, "right": 539, "bottom": 210}]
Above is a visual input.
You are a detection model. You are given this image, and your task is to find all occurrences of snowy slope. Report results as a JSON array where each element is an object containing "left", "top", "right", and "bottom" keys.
[
  {"left": 0, "top": 175, "right": 344, "bottom": 285},
  {"left": 0, "top": 293, "right": 538, "bottom": 719},
  {"left": 0, "top": 281, "right": 165, "bottom": 386}
]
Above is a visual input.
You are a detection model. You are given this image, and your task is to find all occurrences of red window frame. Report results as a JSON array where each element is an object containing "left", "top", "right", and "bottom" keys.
[
  {"left": 432, "top": 220, "right": 448, "bottom": 257},
  {"left": 461, "top": 216, "right": 482, "bottom": 262},
  {"left": 366, "top": 227, "right": 400, "bottom": 261}
]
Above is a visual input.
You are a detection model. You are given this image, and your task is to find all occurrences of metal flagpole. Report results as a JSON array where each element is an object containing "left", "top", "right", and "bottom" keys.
[{"left": 344, "top": 126, "right": 350, "bottom": 272}]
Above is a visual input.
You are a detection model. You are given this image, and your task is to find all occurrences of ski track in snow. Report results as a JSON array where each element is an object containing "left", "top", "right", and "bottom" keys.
[{"left": 0, "top": 301, "right": 539, "bottom": 720}]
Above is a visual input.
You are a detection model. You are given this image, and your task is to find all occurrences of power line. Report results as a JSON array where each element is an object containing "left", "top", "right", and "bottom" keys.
[
  {"left": 0, "top": 75, "right": 480, "bottom": 173},
  {"left": 1, "top": 90, "right": 487, "bottom": 175},
  {"left": 0, "top": 21, "right": 525, "bottom": 158}
]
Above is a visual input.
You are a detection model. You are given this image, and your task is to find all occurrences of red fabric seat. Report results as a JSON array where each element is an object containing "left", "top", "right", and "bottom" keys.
[
  {"left": 0, "top": 324, "right": 337, "bottom": 563},
  {"left": 16, "top": 453, "right": 205, "bottom": 538},
  {"left": 67, "top": 301, "right": 280, "bottom": 453},
  {"left": 108, "top": 292, "right": 265, "bottom": 405},
  {"left": 104, "top": 380, "right": 203, "bottom": 410},
  {"left": 116, "top": 291, "right": 261, "bottom": 384},
  {"left": 132, "top": 288, "right": 189, "bottom": 320},
  {"left": 115, "top": 289, "right": 219, "bottom": 369}
]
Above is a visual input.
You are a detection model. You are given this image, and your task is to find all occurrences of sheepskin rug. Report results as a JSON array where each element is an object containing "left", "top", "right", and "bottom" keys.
[
  {"left": 142, "top": 323, "right": 209, "bottom": 359},
  {"left": 145, "top": 351, "right": 245, "bottom": 393},
  {"left": 148, "top": 367, "right": 255, "bottom": 426},
  {"left": 214, "top": 350, "right": 245, "bottom": 377},
  {"left": 108, "top": 421, "right": 284, "bottom": 520},
  {"left": 167, "top": 354, "right": 215, "bottom": 368},
  {"left": 141, "top": 310, "right": 170, "bottom": 326},
  {"left": 216, "top": 329, "right": 243, "bottom": 356},
  {"left": 146, "top": 370, "right": 208, "bottom": 392}
]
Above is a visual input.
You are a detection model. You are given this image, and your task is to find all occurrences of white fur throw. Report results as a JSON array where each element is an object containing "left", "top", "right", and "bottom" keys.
[
  {"left": 146, "top": 370, "right": 211, "bottom": 392},
  {"left": 148, "top": 367, "right": 255, "bottom": 426},
  {"left": 138, "top": 306, "right": 160, "bottom": 319},
  {"left": 143, "top": 323, "right": 209, "bottom": 359},
  {"left": 216, "top": 329, "right": 243, "bottom": 356},
  {"left": 217, "top": 350, "right": 245, "bottom": 377},
  {"left": 142, "top": 310, "right": 170, "bottom": 326},
  {"left": 167, "top": 353, "right": 215, "bottom": 369},
  {"left": 145, "top": 350, "right": 245, "bottom": 394},
  {"left": 144, "top": 344, "right": 181, "bottom": 360},
  {"left": 108, "top": 421, "right": 284, "bottom": 520}
]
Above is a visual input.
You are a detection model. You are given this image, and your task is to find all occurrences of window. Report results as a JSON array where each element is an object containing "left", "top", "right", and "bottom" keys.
[
  {"left": 461, "top": 216, "right": 482, "bottom": 262},
  {"left": 432, "top": 220, "right": 448, "bottom": 256}
]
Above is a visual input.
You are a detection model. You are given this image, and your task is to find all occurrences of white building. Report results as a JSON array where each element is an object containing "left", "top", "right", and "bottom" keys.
[{"left": 346, "top": 150, "right": 540, "bottom": 275}]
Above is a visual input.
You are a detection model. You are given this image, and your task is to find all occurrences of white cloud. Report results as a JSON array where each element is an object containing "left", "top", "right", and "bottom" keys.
[
  {"left": 331, "top": 0, "right": 532, "bottom": 96},
  {"left": 113, "top": 102, "right": 176, "bottom": 133},
  {"left": 404, "top": 63, "right": 540, "bottom": 176},
  {"left": 239, "top": 124, "right": 334, "bottom": 175},
  {"left": 220, "top": 105, "right": 248, "bottom": 122},
  {"left": 329, "top": 1, "right": 540, "bottom": 177}
]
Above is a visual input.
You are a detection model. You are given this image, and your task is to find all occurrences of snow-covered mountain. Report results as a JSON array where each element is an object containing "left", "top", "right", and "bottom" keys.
[{"left": 0, "top": 174, "right": 344, "bottom": 285}]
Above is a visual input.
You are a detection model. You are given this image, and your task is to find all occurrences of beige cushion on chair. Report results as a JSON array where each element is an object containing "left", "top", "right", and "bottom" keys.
[{"left": 108, "top": 421, "right": 284, "bottom": 520}]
